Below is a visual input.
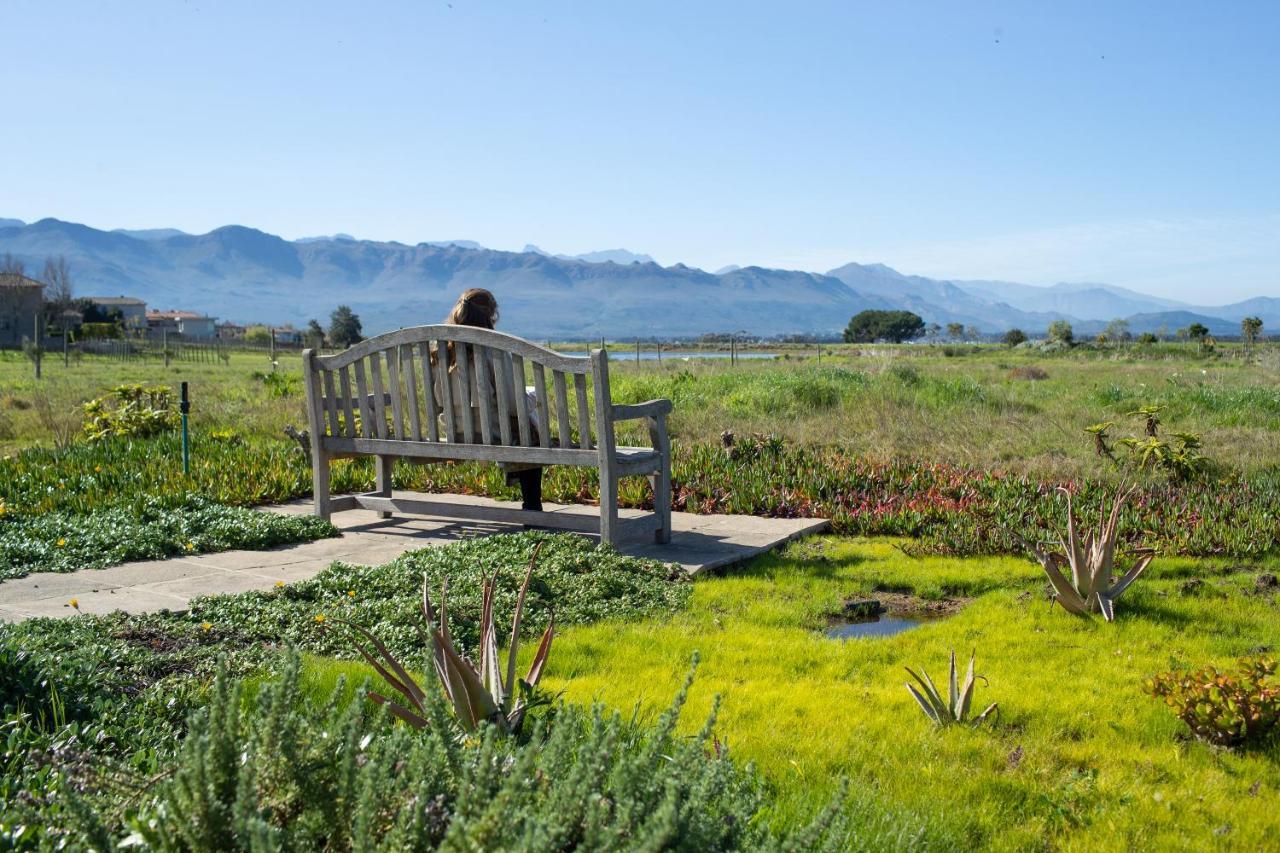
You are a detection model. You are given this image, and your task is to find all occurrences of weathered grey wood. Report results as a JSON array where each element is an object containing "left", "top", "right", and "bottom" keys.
[
  {"left": 353, "top": 359, "right": 372, "bottom": 438},
  {"left": 592, "top": 350, "right": 619, "bottom": 544},
  {"left": 385, "top": 349, "right": 405, "bottom": 439},
  {"left": 553, "top": 370, "right": 572, "bottom": 448},
  {"left": 323, "top": 436, "right": 601, "bottom": 466},
  {"left": 494, "top": 349, "right": 513, "bottom": 446},
  {"left": 304, "top": 326, "right": 672, "bottom": 545},
  {"left": 419, "top": 342, "right": 439, "bottom": 443},
  {"left": 302, "top": 350, "right": 330, "bottom": 519},
  {"left": 352, "top": 493, "right": 658, "bottom": 536},
  {"left": 474, "top": 345, "right": 495, "bottom": 445},
  {"left": 612, "top": 399, "right": 674, "bottom": 420},
  {"left": 402, "top": 345, "right": 422, "bottom": 441},
  {"left": 322, "top": 370, "right": 340, "bottom": 437},
  {"left": 321, "top": 324, "right": 590, "bottom": 373},
  {"left": 574, "top": 374, "right": 591, "bottom": 450},
  {"left": 455, "top": 342, "right": 475, "bottom": 444},
  {"left": 339, "top": 367, "right": 356, "bottom": 437},
  {"left": 369, "top": 353, "right": 389, "bottom": 439},
  {"left": 375, "top": 455, "right": 394, "bottom": 519},
  {"left": 532, "top": 362, "right": 550, "bottom": 448},
  {"left": 512, "top": 354, "right": 532, "bottom": 446}
]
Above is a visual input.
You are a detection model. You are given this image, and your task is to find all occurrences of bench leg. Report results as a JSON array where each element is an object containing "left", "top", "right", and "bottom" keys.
[
  {"left": 649, "top": 459, "right": 671, "bottom": 544},
  {"left": 312, "top": 450, "right": 331, "bottom": 521},
  {"left": 375, "top": 455, "right": 394, "bottom": 519},
  {"left": 599, "top": 468, "right": 619, "bottom": 547}
]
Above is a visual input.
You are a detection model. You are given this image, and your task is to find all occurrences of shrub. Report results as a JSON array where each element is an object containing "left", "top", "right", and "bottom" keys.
[
  {"left": 122, "top": 653, "right": 850, "bottom": 850},
  {"left": 81, "top": 384, "right": 179, "bottom": 441},
  {"left": 1146, "top": 657, "right": 1280, "bottom": 747},
  {"left": 1007, "top": 365, "right": 1048, "bottom": 381},
  {"left": 250, "top": 370, "right": 300, "bottom": 398}
]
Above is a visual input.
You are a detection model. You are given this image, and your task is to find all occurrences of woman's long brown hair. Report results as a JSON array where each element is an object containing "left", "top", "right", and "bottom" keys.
[{"left": 437, "top": 288, "right": 499, "bottom": 366}]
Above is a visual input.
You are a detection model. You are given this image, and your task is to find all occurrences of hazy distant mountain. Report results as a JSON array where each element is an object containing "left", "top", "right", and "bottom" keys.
[
  {"left": 956, "top": 279, "right": 1185, "bottom": 320},
  {"left": 0, "top": 218, "right": 25, "bottom": 230},
  {"left": 111, "top": 228, "right": 189, "bottom": 241},
  {"left": 524, "top": 245, "right": 655, "bottom": 265},
  {"left": 296, "top": 233, "right": 357, "bottom": 243},
  {"left": 0, "top": 217, "right": 1272, "bottom": 339},
  {"left": 715, "top": 264, "right": 742, "bottom": 275}
]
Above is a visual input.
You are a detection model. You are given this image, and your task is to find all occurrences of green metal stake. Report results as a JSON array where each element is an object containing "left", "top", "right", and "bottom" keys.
[{"left": 180, "top": 381, "right": 191, "bottom": 476}]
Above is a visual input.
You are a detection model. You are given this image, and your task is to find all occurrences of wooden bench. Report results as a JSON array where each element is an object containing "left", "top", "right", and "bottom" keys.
[{"left": 302, "top": 325, "right": 673, "bottom": 546}]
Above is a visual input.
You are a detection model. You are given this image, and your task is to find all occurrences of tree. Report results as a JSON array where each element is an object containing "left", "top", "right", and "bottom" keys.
[
  {"left": 329, "top": 305, "right": 364, "bottom": 348},
  {"left": 245, "top": 325, "right": 272, "bottom": 345},
  {"left": 1137, "top": 332, "right": 1158, "bottom": 345},
  {"left": 1047, "top": 320, "right": 1074, "bottom": 346},
  {"left": 843, "top": 310, "right": 925, "bottom": 344},
  {"left": 965, "top": 326, "right": 981, "bottom": 342},
  {"left": 946, "top": 322, "right": 965, "bottom": 341},
  {"left": 41, "top": 255, "right": 74, "bottom": 317},
  {"left": 1002, "top": 328, "right": 1027, "bottom": 347},
  {"left": 1, "top": 253, "right": 24, "bottom": 276},
  {"left": 306, "top": 319, "right": 327, "bottom": 348},
  {"left": 1187, "top": 322, "right": 1210, "bottom": 341},
  {"left": 1242, "top": 316, "right": 1264, "bottom": 344},
  {"left": 1102, "top": 318, "right": 1131, "bottom": 343}
]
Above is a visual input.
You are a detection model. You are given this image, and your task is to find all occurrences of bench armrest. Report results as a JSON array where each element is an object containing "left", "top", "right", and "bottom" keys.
[{"left": 610, "top": 399, "right": 673, "bottom": 422}]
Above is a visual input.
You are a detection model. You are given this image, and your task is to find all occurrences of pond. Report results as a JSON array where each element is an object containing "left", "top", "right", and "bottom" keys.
[{"left": 826, "top": 613, "right": 939, "bottom": 639}]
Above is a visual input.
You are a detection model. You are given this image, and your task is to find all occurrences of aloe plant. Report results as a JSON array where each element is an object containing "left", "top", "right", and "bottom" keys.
[
  {"left": 905, "top": 650, "right": 998, "bottom": 727},
  {"left": 1026, "top": 487, "right": 1153, "bottom": 622},
  {"left": 342, "top": 544, "right": 554, "bottom": 735}
]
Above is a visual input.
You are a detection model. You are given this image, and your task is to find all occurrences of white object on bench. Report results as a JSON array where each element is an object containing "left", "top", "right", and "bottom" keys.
[{"left": 302, "top": 325, "right": 673, "bottom": 545}]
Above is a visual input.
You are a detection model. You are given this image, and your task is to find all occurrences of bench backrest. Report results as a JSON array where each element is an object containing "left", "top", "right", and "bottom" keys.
[{"left": 303, "top": 325, "right": 610, "bottom": 454}]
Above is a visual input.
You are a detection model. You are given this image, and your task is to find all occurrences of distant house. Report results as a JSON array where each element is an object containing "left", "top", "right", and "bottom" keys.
[
  {"left": 272, "top": 325, "right": 303, "bottom": 345},
  {"left": 216, "top": 322, "right": 246, "bottom": 340},
  {"left": 0, "top": 273, "right": 44, "bottom": 347},
  {"left": 85, "top": 295, "right": 147, "bottom": 329},
  {"left": 147, "top": 310, "right": 217, "bottom": 339}
]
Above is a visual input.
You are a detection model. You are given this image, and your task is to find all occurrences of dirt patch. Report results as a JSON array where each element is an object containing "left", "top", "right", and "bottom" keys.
[
  {"left": 839, "top": 591, "right": 969, "bottom": 619},
  {"left": 1008, "top": 366, "right": 1049, "bottom": 381}
]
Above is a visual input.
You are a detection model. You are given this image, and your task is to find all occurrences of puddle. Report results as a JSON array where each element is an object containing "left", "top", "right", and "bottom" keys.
[
  {"left": 824, "top": 593, "right": 963, "bottom": 640},
  {"left": 826, "top": 613, "right": 938, "bottom": 640}
]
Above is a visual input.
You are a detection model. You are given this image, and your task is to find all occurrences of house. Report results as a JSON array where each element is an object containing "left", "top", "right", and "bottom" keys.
[
  {"left": 85, "top": 295, "right": 147, "bottom": 329},
  {"left": 216, "top": 322, "right": 246, "bottom": 340},
  {"left": 271, "top": 325, "right": 303, "bottom": 345},
  {"left": 0, "top": 273, "right": 44, "bottom": 348},
  {"left": 147, "top": 310, "right": 217, "bottom": 339}
]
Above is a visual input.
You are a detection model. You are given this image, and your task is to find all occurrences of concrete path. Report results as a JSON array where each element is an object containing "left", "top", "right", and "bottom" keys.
[{"left": 0, "top": 492, "right": 828, "bottom": 622}]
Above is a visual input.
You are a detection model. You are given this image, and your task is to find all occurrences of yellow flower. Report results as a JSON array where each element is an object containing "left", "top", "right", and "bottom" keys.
[
  {"left": 347, "top": 590, "right": 355, "bottom": 598},
  {"left": 68, "top": 598, "right": 79, "bottom": 609},
  {"left": 200, "top": 621, "right": 213, "bottom": 631},
  {"left": 94, "top": 465, "right": 102, "bottom": 473},
  {"left": 0, "top": 502, "right": 7, "bottom": 516},
  {"left": 274, "top": 580, "right": 285, "bottom": 589},
  {"left": 185, "top": 541, "right": 196, "bottom": 551},
  {"left": 56, "top": 538, "right": 67, "bottom": 547},
  {"left": 314, "top": 613, "right": 326, "bottom": 623}
]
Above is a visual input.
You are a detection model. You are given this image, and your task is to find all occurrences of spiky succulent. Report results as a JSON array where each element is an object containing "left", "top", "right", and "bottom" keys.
[
  {"left": 1026, "top": 487, "right": 1153, "bottom": 622},
  {"left": 905, "top": 649, "right": 998, "bottom": 728},
  {"left": 342, "top": 543, "right": 554, "bottom": 736}
]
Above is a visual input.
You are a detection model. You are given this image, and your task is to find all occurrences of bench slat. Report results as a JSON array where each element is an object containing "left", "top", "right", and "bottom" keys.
[
  {"left": 369, "top": 354, "right": 389, "bottom": 438},
  {"left": 339, "top": 367, "right": 356, "bottom": 437},
  {"left": 322, "top": 370, "right": 340, "bottom": 437},
  {"left": 385, "top": 349, "right": 405, "bottom": 439},
  {"left": 320, "top": 324, "right": 590, "bottom": 374},
  {"left": 439, "top": 341, "right": 459, "bottom": 442},
  {"left": 402, "top": 345, "right": 422, "bottom": 441},
  {"left": 419, "top": 342, "right": 439, "bottom": 443},
  {"left": 512, "top": 354, "right": 532, "bottom": 446},
  {"left": 553, "top": 370, "right": 572, "bottom": 448},
  {"left": 494, "top": 348, "right": 514, "bottom": 446},
  {"left": 574, "top": 373, "right": 591, "bottom": 449},
  {"left": 456, "top": 341, "right": 476, "bottom": 444},
  {"left": 532, "top": 362, "right": 550, "bottom": 448},
  {"left": 353, "top": 359, "right": 371, "bottom": 438},
  {"left": 473, "top": 344, "right": 495, "bottom": 445}
]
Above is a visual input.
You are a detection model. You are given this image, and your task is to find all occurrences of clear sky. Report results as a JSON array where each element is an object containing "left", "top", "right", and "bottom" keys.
[{"left": 2, "top": 1, "right": 1277, "bottom": 302}]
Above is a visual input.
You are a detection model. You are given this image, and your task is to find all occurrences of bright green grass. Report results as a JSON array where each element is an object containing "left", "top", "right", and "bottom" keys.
[{"left": 528, "top": 538, "right": 1280, "bottom": 851}]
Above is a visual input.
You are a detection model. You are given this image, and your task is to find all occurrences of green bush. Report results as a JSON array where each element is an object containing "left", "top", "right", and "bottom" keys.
[
  {"left": 116, "top": 653, "right": 849, "bottom": 850},
  {"left": 81, "top": 384, "right": 180, "bottom": 441},
  {"left": 1146, "top": 657, "right": 1280, "bottom": 747}
]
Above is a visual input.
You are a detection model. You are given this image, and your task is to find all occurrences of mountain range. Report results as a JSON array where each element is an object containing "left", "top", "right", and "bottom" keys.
[{"left": 0, "top": 217, "right": 1274, "bottom": 339}]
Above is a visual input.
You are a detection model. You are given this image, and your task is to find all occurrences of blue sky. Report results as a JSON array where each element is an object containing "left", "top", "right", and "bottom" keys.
[{"left": 2, "top": 1, "right": 1277, "bottom": 302}]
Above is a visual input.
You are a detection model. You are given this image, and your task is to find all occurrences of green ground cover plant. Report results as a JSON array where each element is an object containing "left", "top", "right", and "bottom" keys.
[{"left": 0, "top": 495, "right": 335, "bottom": 579}]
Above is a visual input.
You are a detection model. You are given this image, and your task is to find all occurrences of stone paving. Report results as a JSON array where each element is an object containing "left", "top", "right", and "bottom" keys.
[{"left": 0, "top": 492, "right": 828, "bottom": 622}]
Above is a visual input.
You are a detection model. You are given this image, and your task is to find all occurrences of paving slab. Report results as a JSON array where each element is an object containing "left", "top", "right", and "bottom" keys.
[{"left": 0, "top": 492, "right": 829, "bottom": 621}]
